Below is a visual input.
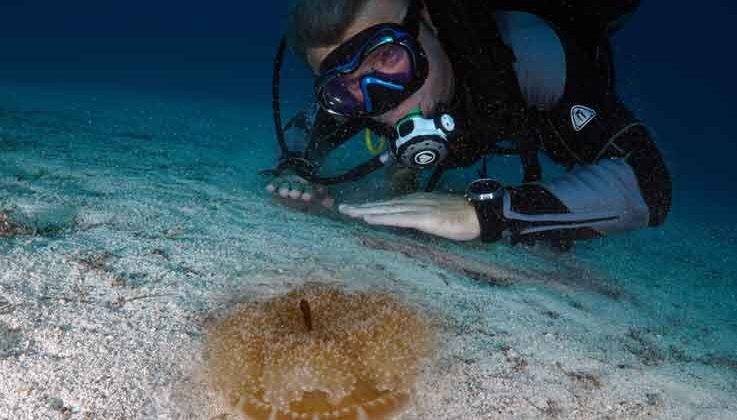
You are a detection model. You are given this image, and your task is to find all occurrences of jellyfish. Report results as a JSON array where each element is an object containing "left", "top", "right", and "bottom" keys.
[{"left": 205, "top": 283, "right": 435, "bottom": 420}]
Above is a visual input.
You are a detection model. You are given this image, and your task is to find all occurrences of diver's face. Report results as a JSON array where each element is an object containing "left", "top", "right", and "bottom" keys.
[{"left": 307, "top": 0, "right": 454, "bottom": 126}]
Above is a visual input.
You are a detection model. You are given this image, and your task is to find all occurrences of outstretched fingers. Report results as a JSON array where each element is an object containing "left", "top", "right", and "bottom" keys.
[{"left": 267, "top": 175, "right": 334, "bottom": 209}]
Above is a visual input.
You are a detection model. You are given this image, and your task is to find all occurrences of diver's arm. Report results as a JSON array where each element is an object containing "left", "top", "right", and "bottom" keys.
[
  {"left": 476, "top": 133, "right": 672, "bottom": 245},
  {"left": 266, "top": 103, "right": 368, "bottom": 205},
  {"left": 272, "top": 103, "right": 364, "bottom": 180},
  {"left": 480, "top": 106, "right": 672, "bottom": 244},
  {"left": 480, "top": 12, "right": 672, "bottom": 243},
  {"left": 477, "top": 148, "right": 668, "bottom": 244},
  {"left": 266, "top": 104, "right": 332, "bottom": 204}
]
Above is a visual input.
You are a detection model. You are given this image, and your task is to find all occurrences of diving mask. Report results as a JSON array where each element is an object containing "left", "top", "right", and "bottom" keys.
[
  {"left": 269, "top": 0, "right": 457, "bottom": 186},
  {"left": 314, "top": 0, "right": 429, "bottom": 118}
]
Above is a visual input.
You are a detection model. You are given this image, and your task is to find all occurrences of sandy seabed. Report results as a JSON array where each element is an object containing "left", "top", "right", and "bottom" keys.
[{"left": 1, "top": 83, "right": 736, "bottom": 419}]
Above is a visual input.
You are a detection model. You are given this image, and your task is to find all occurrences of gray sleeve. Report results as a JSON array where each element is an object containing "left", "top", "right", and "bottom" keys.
[
  {"left": 495, "top": 11, "right": 567, "bottom": 109},
  {"left": 493, "top": 13, "right": 660, "bottom": 239},
  {"left": 532, "top": 159, "right": 648, "bottom": 235},
  {"left": 497, "top": 159, "right": 649, "bottom": 240}
]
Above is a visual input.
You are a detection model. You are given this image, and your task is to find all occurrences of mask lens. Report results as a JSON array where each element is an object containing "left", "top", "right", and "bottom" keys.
[
  {"left": 359, "top": 44, "right": 413, "bottom": 81},
  {"left": 318, "top": 44, "right": 415, "bottom": 117},
  {"left": 319, "top": 76, "right": 363, "bottom": 117}
]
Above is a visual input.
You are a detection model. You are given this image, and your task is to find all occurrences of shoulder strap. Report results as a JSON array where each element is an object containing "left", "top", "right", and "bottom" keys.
[
  {"left": 488, "top": 0, "right": 641, "bottom": 51},
  {"left": 426, "top": 0, "right": 533, "bottom": 167}
]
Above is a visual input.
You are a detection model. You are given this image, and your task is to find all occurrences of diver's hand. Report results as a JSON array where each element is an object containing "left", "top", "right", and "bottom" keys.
[
  {"left": 266, "top": 174, "right": 335, "bottom": 209},
  {"left": 339, "top": 193, "right": 481, "bottom": 241}
]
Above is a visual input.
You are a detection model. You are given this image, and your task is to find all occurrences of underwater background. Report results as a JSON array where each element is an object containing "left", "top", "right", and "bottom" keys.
[
  {"left": 3, "top": 0, "right": 735, "bottom": 205},
  {"left": 1, "top": 0, "right": 736, "bottom": 418}
]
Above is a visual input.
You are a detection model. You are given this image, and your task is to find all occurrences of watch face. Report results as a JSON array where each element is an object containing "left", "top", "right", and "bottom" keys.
[{"left": 466, "top": 179, "right": 503, "bottom": 201}]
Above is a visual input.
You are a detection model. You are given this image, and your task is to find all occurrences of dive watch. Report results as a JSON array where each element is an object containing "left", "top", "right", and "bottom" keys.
[{"left": 465, "top": 179, "right": 506, "bottom": 242}]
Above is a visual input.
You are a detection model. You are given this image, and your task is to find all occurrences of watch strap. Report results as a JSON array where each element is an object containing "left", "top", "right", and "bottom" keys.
[{"left": 471, "top": 192, "right": 506, "bottom": 243}]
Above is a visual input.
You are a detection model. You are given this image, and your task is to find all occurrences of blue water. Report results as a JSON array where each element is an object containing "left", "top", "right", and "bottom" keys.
[
  {"left": 613, "top": 1, "right": 737, "bottom": 211},
  {"left": 1, "top": 1, "right": 736, "bottom": 418},
  {"left": 3, "top": 1, "right": 735, "bottom": 202}
]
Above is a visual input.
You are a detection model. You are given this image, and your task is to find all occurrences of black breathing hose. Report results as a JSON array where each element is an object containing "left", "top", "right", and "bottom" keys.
[{"left": 272, "top": 37, "right": 290, "bottom": 160}]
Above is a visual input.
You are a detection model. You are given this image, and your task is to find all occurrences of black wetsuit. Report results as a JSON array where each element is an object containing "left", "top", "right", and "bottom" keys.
[{"left": 282, "top": 1, "right": 672, "bottom": 245}]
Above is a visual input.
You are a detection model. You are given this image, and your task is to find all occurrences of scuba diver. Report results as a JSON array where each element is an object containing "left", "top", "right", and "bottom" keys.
[{"left": 264, "top": 0, "right": 672, "bottom": 247}]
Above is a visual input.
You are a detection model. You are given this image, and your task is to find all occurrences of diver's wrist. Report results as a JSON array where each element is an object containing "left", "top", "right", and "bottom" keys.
[
  {"left": 465, "top": 179, "right": 507, "bottom": 243},
  {"left": 472, "top": 198, "right": 506, "bottom": 243}
]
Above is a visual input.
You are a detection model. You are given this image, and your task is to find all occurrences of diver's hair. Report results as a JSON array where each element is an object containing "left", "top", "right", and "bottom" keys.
[{"left": 287, "top": 0, "right": 409, "bottom": 65}]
